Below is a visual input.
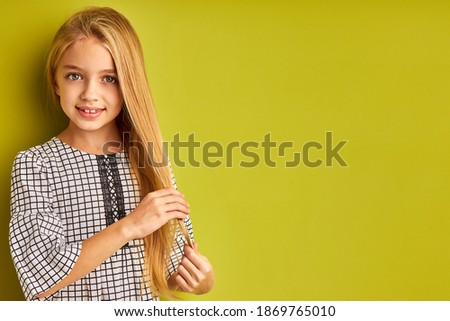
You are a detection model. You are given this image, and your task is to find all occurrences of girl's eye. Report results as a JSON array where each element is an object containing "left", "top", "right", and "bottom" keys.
[
  {"left": 66, "top": 73, "right": 81, "bottom": 81},
  {"left": 67, "top": 74, "right": 81, "bottom": 81},
  {"left": 104, "top": 76, "right": 117, "bottom": 84}
]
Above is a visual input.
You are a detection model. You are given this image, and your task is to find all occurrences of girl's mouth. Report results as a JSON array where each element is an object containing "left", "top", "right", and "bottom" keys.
[{"left": 76, "top": 107, "right": 105, "bottom": 118}]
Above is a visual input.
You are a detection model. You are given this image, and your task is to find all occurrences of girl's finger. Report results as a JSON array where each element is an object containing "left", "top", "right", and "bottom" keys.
[
  {"left": 163, "top": 203, "right": 190, "bottom": 214},
  {"left": 177, "top": 264, "right": 197, "bottom": 288},
  {"left": 179, "top": 257, "right": 202, "bottom": 282},
  {"left": 184, "top": 245, "right": 207, "bottom": 271},
  {"left": 167, "top": 211, "right": 188, "bottom": 221},
  {"left": 175, "top": 274, "right": 192, "bottom": 293},
  {"left": 160, "top": 195, "right": 190, "bottom": 208},
  {"left": 149, "top": 187, "right": 184, "bottom": 199}
]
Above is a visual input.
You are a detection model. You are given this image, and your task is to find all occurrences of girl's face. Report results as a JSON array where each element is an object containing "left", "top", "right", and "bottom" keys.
[{"left": 54, "top": 37, "right": 124, "bottom": 136}]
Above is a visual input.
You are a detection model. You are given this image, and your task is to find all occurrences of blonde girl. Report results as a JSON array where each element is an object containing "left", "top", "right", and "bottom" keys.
[{"left": 9, "top": 6, "right": 214, "bottom": 300}]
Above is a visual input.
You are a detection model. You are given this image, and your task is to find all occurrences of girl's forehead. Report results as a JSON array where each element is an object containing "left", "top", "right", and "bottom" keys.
[{"left": 59, "top": 37, "right": 116, "bottom": 71}]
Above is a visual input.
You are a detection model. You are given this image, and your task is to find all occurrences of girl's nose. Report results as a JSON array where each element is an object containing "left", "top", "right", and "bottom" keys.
[{"left": 80, "top": 79, "right": 99, "bottom": 101}]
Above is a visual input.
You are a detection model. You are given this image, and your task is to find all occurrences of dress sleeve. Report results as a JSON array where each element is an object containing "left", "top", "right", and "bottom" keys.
[
  {"left": 166, "top": 162, "right": 195, "bottom": 278},
  {"left": 9, "top": 151, "right": 82, "bottom": 300}
]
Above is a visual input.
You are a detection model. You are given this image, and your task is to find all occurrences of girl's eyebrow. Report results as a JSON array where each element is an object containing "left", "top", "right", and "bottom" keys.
[
  {"left": 62, "top": 64, "right": 82, "bottom": 70},
  {"left": 62, "top": 65, "right": 117, "bottom": 74}
]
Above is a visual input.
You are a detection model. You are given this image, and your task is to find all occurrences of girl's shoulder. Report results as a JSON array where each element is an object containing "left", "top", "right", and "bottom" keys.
[
  {"left": 15, "top": 137, "right": 60, "bottom": 160},
  {"left": 13, "top": 137, "right": 130, "bottom": 174},
  {"left": 12, "top": 137, "right": 70, "bottom": 172}
]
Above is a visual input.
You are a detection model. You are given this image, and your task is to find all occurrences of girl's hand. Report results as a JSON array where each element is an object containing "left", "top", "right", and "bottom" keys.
[
  {"left": 175, "top": 242, "right": 215, "bottom": 294},
  {"left": 123, "top": 188, "right": 190, "bottom": 240}
]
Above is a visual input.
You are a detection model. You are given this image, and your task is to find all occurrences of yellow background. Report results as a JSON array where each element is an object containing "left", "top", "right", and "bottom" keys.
[{"left": 1, "top": 0, "right": 449, "bottom": 300}]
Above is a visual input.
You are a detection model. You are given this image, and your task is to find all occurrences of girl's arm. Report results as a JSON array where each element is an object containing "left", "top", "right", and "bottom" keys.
[{"left": 36, "top": 188, "right": 189, "bottom": 299}]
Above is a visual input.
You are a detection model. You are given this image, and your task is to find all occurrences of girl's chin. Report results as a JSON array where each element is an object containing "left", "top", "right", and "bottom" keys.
[{"left": 68, "top": 120, "right": 118, "bottom": 134}]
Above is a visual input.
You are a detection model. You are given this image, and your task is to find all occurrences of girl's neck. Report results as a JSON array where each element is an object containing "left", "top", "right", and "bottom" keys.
[{"left": 57, "top": 122, "right": 123, "bottom": 155}]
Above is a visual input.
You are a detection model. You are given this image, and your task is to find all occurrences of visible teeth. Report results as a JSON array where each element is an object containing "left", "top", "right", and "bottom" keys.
[{"left": 81, "top": 109, "right": 101, "bottom": 114}]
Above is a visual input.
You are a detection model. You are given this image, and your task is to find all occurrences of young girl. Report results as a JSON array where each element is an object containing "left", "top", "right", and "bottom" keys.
[{"left": 9, "top": 6, "right": 214, "bottom": 301}]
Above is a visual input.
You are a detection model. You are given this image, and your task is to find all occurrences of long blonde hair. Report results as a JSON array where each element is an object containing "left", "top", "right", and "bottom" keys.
[{"left": 46, "top": 6, "right": 189, "bottom": 297}]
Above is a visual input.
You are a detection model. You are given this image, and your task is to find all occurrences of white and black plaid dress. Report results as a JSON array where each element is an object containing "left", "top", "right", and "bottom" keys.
[{"left": 9, "top": 137, "right": 193, "bottom": 301}]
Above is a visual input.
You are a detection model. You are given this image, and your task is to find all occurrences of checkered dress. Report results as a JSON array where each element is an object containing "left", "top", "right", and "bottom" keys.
[{"left": 9, "top": 137, "right": 193, "bottom": 301}]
